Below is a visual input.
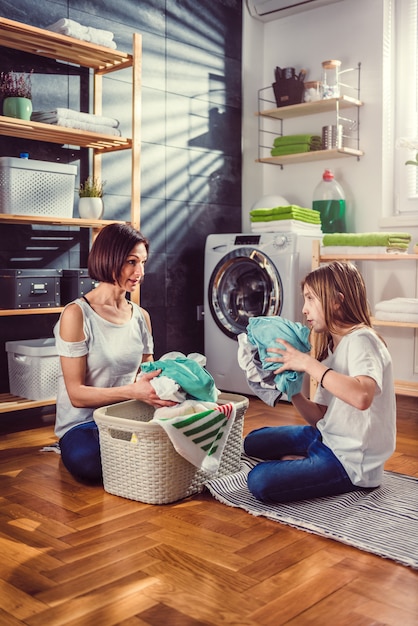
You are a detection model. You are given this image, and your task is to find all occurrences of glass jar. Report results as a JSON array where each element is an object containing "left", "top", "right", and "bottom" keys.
[
  {"left": 303, "top": 81, "right": 322, "bottom": 102},
  {"left": 322, "top": 60, "right": 341, "bottom": 99}
]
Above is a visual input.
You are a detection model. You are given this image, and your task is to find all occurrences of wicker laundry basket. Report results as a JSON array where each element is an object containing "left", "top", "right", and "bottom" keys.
[{"left": 93, "top": 392, "right": 248, "bottom": 504}]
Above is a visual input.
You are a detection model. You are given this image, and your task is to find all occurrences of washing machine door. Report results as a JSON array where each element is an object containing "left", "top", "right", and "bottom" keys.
[{"left": 208, "top": 247, "right": 283, "bottom": 339}]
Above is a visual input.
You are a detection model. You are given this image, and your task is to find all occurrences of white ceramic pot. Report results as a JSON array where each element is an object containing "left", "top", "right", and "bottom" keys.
[{"left": 78, "top": 197, "right": 104, "bottom": 219}]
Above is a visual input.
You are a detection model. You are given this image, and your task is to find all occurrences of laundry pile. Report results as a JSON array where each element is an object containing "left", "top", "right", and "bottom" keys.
[
  {"left": 270, "top": 134, "right": 322, "bottom": 157},
  {"left": 250, "top": 204, "right": 322, "bottom": 235},
  {"left": 238, "top": 316, "right": 311, "bottom": 405},
  {"left": 47, "top": 18, "right": 117, "bottom": 49},
  {"left": 322, "top": 232, "right": 412, "bottom": 254},
  {"left": 374, "top": 298, "right": 418, "bottom": 324},
  {"left": 31, "top": 108, "right": 121, "bottom": 136}
]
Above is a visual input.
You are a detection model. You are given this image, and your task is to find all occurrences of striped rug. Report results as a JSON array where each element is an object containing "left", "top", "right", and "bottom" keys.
[{"left": 205, "top": 455, "right": 418, "bottom": 569}]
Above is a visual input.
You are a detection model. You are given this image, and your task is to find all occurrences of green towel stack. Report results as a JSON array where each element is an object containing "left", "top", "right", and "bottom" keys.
[
  {"left": 270, "top": 134, "right": 322, "bottom": 157},
  {"left": 250, "top": 205, "right": 321, "bottom": 224},
  {"left": 322, "top": 232, "right": 412, "bottom": 250}
]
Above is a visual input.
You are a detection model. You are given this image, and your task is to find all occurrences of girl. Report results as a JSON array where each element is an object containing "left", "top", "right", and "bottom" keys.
[
  {"left": 244, "top": 261, "right": 396, "bottom": 503},
  {"left": 54, "top": 223, "right": 175, "bottom": 483}
]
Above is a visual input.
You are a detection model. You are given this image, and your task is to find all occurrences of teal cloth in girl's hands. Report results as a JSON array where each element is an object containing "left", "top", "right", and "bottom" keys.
[
  {"left": 247, "top": 317, "right": 311, "bottom": 400},
  {"left": 141, "top": 357, "right": 218, "bottom": 402}
]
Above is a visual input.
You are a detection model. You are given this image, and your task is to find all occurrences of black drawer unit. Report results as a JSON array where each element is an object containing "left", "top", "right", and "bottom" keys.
[
  {"left": 61, "top": 269, "right": 99, "bottom": 305},
  {"left": 0, "top": 269, "right": 62, "bottom": 309}
]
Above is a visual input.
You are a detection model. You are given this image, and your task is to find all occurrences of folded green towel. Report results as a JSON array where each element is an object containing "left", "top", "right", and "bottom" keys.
[
  {"left": 271, "top": 144, "right": 311, "bottom": 156},
  {"left": 250, "top": 206, "right": 321, "bottom": 224},
  {"left": 250, "top": 205, "right": 320, "bottom": 218},
  {"left": 273, "top": 134, "right": 321, "bottom": 147},
  {"left": 322, "top": 232, "right": 412, "bottom": 247}
]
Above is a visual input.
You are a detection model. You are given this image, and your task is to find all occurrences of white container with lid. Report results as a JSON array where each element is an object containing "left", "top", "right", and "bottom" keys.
[{"left": 322, "top": 60, "right": 341, "bottom": 99}]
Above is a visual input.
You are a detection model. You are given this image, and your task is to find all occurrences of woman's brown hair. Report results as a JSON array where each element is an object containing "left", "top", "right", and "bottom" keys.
[{"left": 88, "top": 223, "right": 149, "bottom": 285}]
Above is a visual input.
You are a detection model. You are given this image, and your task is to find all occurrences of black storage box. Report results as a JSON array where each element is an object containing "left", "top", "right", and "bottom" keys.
[
  {"left": 0, "top": 269, "right": 62, "bottom": 309},
  {"left": 61, "top": 269, "right": 99, "bottom": 305}
]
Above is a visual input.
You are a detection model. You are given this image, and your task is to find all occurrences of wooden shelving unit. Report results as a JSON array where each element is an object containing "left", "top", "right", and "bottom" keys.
[
  {"left": 0, "top": 17, "right": 142, "bottom": 413},
  {"left": 311, "top": 239, "right": 418, "bottom": 397}
]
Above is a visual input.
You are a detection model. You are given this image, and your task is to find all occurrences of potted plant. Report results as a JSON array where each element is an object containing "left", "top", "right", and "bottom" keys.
[
  {"left": 0, "top": 70, "right": 33, "bottom": 120},
  {"left": 78, "top": 176, "right": 106, "bottom": 219}
]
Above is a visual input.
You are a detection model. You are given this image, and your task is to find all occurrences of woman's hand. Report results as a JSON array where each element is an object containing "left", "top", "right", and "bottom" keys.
[
  {"left": 132, "top": 370, "right": 177, "bottom": 408},
  {"left": 265, "top": 338, "right": 311, "bottom": 374}
]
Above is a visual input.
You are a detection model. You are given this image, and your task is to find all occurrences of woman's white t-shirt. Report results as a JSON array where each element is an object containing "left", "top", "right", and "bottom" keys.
[
  {"left": 53, "top": 298, "right": 153, "bottom": 439},
  {"left": 314, "top": 327, "right": 396, "bottom": 487}
]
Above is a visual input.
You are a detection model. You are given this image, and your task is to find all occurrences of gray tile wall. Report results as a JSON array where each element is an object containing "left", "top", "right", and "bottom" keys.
[{"left": 0, "top": 0, "right": 242, "bottom": 391}]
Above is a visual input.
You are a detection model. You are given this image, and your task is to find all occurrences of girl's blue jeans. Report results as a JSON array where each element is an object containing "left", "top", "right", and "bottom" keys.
[
  {"left": 244, "top": 424, "right": 357, "bottom": 503},
  {"left": 59, "top": 421, "right": 103, "bottom": 483}
]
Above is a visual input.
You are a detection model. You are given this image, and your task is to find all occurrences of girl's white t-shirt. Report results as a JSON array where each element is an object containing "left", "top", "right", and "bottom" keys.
[
  {"left": 314, "top": 327, "right": 396, "bottom": 487},
  {"left": 53, "top": 298, "right": 153, "bottom": 439}
]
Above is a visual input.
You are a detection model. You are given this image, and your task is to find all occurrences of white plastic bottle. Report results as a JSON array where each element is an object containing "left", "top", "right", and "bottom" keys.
[{"left": 312, "top": 169, "right": 346, "bottom": 233}]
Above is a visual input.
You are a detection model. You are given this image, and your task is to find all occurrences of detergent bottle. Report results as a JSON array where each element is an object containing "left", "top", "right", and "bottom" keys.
[{"left": 312, "top": 169, "right": 346, "bottom": 233}]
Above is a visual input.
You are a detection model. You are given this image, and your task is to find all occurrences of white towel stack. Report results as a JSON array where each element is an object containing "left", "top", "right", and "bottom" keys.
[
  {"left": 47, "top": 18, "right": 117, "bottom": 49},
  {"left": 374, "top": 298, "right": 418, "bottom": 323},
  {"left": 31, "top": 108, "right": 121, "bottom": 136}
]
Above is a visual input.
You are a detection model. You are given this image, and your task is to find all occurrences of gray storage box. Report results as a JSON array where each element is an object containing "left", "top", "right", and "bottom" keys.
[
  {"left": 0, "top": 268, "right": 61, "bottom": 309},
  {"left": 0, "top": 157, "right": 77, "bottom": 217},
  {"left": 5, "top": 337, "right": 59, "bottom": 400},
  {"left": 61, "top": 268, "right": 99, "bottom": 305}
]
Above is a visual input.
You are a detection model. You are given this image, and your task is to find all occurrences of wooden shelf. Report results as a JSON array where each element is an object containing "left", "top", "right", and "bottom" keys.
[
  {"left": 257, "top": 147, "right": 364, "bottom": 166},
  {"left": 394, "top": 380, "right": 418, "bottom": 398},
  {"left": 0, "top": 392, "right": 56, "bottom": 414},
  {"left": 0, "top": 17, "right": 132, "bottom": 72},
  {"left": 0, "top": 307, "right": 64, "bottom": 317},
  {"left": 371, "top": 317, "right": 418, "bottom": 329},
  {"left": 0, "top": 214, "right": 125, "bottom": 228},
  {"left": 0, "top": 117, "right": 131, "bottom": 152},
  {"left": 257, "top": 95, "right": 363, "bottom": 120}
]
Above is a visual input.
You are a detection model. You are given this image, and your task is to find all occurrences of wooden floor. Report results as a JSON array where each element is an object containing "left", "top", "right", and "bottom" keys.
[{"left": 0, "top": 395, "right": 417, "bottom": 625}]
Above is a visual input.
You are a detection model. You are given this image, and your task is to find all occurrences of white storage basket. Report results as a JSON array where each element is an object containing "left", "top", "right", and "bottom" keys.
[
  {"left": 0, "top": 157, "right": 77, "bottom": 217},
  {"left": 5, "top": 337, "right": 59, "bottom": 400},
  {"left": 93, "top": 392, "right": 248, "bottom": 504}
]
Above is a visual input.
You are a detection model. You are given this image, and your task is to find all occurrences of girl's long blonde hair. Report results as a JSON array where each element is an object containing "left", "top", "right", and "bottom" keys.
[{"left": 302, "top": 261, "right": 374, "bottom": 361}]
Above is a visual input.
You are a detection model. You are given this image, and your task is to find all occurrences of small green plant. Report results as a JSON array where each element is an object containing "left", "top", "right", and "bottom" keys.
[
  {"left": 405, "top": 153, "right": 418, "bottom": 167},
  {"left": 0, "top": 70, "right": 33, "bottom": 99},
  {"left": 78, "top": 176, "right": 106, "bottom": 198}
]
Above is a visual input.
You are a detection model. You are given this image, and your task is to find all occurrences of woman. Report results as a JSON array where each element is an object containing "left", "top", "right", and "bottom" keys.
[
  {"left": 244, "top": 261, "right": 396, "bottom": 503},
  {"left": 54, "top": 223, "right": 175, "bottom": 483}
]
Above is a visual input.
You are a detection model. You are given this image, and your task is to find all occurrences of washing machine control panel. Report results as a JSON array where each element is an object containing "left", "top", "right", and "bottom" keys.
[{"left": 272, "top": 233, "right": 295, "bottom": 250}]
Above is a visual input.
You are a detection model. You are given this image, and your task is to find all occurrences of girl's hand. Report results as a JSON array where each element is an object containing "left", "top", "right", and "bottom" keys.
[
  {"left": 265, "top": 338, "right": 311, "bottom": 374},
  {"left": 132, "top": 370, "right": 177, "bottom": 408}
]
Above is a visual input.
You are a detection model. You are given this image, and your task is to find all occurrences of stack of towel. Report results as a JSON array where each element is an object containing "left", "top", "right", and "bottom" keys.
[
  {"left": 250, "top": 204, "right": 322, "bottom": 235},
  {"left": 322, "top": 232, "right": 412, "bottom": 254},
  {"left": 374, "top": 298, "right": 418, "bottom": 324},
  {"left": 270, "top": 134, "right": 322, "bottom": 157},
  {"left": 47, "top": 18, "right": 116, "bottom": 49},
  {"left": 31, "top": 108, "right": 121, "bottom": 136}
]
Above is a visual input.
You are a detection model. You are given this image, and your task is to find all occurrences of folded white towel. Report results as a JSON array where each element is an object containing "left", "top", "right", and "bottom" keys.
[
  {"left": 320, "top": 246, "right": 389, "bottom": 256},
  {"left": 375, "top": 298, "right": 418, "bottom": 315},
  {"left": 32, "top": 114, "right": 121, "bottom": 136},
  {"left": 251, "top": 220, "right": 322, "bottom": 235},
  {"left": 32, "top": 108, "right": 119, "bottom": 128},
  {"left": 373, "top": 311, "right": 418, "bottom": 323},
  {"left": 47, "top": 19, "right": 117, "bottom": 49}
]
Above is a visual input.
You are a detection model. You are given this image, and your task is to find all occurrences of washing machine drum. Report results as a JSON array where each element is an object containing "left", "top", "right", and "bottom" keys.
[{"left": 208, "top": 247, "right": 283, "bottom": 339}]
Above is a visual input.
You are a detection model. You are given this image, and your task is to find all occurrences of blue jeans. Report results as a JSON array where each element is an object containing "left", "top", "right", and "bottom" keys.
[
  {"left": 244, "top": 425, "right": 356, "bottom": 503},
  {"left": 59, "top": 421, "right": 103, "bottom": 483}
]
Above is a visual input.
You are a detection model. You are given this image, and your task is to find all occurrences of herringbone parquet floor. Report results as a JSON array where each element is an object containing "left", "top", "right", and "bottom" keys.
[{"left": 0, "top": 394, "right": 417, "bottom": 625}]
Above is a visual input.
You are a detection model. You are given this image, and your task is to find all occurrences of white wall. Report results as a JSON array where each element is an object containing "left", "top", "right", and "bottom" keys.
[{"left": 242, "top": 0, "right": 418, "bottom": 385}]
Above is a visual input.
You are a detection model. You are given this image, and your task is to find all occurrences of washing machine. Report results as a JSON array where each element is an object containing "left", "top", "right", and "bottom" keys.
[{"left": 204, "top": 232, "right": 302, "bottom": 394}]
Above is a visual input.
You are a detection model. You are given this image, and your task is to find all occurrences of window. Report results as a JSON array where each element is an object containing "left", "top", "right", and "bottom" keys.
[{"left": 388, "top": 0, "right": 418, "bottom": 217}]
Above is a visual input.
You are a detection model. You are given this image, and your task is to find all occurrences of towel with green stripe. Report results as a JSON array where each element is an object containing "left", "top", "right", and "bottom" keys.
[
  {"left": 322, "top": 232, "right": 412, "bottom": 249},
  {"left": 250, "top": 205, "right": 321, "bottom": 224},
  {"left": 152, "top": 400, "right": 236, "bottom": 473}
]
